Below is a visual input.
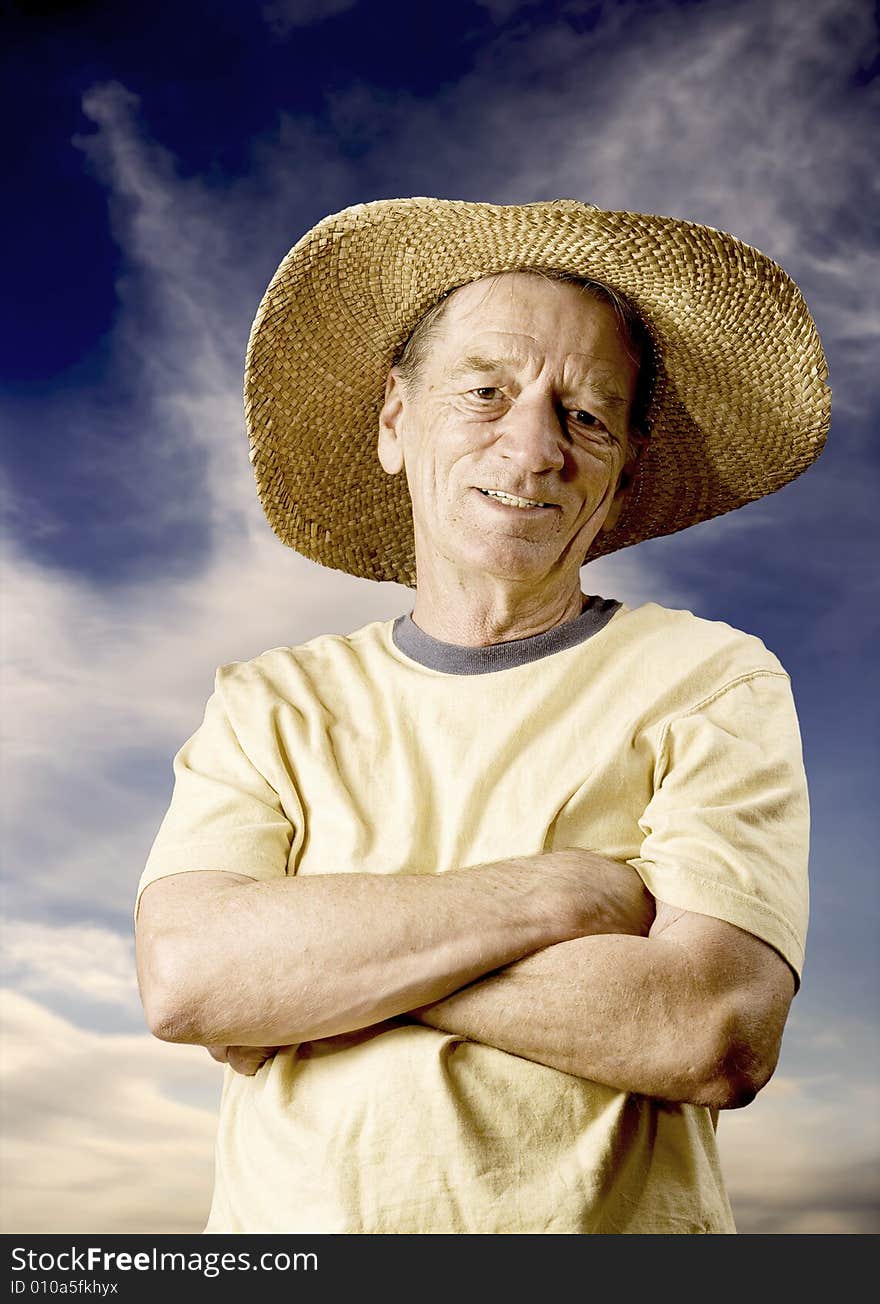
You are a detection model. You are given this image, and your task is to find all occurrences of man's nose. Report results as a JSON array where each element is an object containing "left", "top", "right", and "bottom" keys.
[{"left": 497, "top": 396, "right": 566, "bottom": 472}]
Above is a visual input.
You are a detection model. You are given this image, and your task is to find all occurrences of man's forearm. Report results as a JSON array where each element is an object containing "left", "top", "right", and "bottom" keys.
[
  {"left": 410, "top": 912, "right": 789, "bottom": 1111},
  {"left": 410, "top": 933, "right": 711, "bottom": 1100},
  {"left": 137, "top": 849, "right": 653, "bottom": 1048}
]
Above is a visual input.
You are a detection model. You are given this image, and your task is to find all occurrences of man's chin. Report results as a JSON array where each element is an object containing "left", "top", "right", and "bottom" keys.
[{"left": 445, "top": 538, "right": 571, "bottom": 584}]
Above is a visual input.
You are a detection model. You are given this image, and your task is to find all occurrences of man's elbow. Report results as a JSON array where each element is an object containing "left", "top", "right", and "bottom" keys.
[
  {"left": 696, "top": 1060, "right": 764, "bottom": 1112},
  {"left": 142, "top": 987, "right": 201, "bottom": 1044},
  {"left": 137, "top": 932, "right": 205, "bottom": 1044},
  {"left": 695, "top": 1004, "right": 785, "bottom": 1111}
]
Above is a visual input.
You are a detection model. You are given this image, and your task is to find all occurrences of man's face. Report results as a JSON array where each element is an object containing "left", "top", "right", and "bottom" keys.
[{"left": 378, "top": 273, "right": 641, "bottom": 588}]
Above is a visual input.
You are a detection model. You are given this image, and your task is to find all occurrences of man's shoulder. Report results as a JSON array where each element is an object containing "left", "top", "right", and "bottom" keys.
[
  {"left": 212, "top": 616, "right": 397, "bottom": 698},
  {"left": 611, "top": 600, "right": 788, "bottom": 682}
]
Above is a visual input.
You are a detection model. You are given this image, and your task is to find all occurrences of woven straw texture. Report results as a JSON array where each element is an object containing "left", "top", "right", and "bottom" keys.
[{"left": 244, "top": 198, "right": 831, "bottom": 587}]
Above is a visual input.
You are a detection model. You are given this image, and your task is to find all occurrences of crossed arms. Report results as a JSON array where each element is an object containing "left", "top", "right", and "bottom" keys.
[{"left": 135, "top": 846, "right": 795, "bottom": 1110}]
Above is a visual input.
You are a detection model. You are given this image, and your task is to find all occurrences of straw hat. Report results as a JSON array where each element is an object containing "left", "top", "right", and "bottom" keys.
[{"left": 244, "top": 197, "right": 831, "bottom": 587}]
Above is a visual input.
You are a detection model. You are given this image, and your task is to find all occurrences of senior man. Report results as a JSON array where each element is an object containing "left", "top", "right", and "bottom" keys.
[{"left": 135, "top": 199, "right": 830, "bottom": 1234}]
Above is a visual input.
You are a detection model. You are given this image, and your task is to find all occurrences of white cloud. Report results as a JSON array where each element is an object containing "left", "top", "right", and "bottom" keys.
[
  {"left": 0, "top": 990, "right": 218, "bottom": 1234},
  {"left": 718, "top": 1073, "right": 880, "bottom": 1234},
  {"left": 1, "top": 530, "right": 411, "bottom": 919},
  {"left": 1, "top": 920, "right": 139, "bottom": 1010}
]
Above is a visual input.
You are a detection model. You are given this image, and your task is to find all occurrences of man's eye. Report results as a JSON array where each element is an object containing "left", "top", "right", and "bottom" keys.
[
  {"left": 470, "top": 387, "right": 502, "bottom": 400},
  {"left": 570, "top": 409, "right": 603, "bottom": 428}
]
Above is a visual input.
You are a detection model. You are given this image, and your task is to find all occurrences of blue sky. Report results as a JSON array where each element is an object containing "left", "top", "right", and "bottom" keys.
[{"left": 1, "top": 0, "right": 878, "bottom": 1233}]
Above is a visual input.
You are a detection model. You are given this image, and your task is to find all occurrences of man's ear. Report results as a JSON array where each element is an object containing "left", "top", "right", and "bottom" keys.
[
  {"left": 377, "top": 369, "right": 406, "bottom": 475},
  {"left": 600, "top": 435, "right": 645, "bottom": 534}
]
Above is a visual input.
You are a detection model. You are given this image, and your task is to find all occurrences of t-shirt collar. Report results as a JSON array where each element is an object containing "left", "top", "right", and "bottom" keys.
[{"left": 391, "top": 594, "right": 621, "bottom": 675}]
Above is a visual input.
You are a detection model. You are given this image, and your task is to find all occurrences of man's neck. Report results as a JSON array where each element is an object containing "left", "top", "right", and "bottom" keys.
[{"left": 410, "top": 572, "right": 586, "bottom": 647}]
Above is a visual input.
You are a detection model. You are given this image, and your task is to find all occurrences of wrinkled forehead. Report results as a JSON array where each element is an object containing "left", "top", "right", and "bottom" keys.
[{"left": 429, "top": 272, "right": 640, "bottom": 377}]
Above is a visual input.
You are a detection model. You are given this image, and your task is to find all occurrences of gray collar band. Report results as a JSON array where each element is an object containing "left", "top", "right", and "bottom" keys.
[{"left": 391, "top": 594, "right": 621, "bottom": 675}]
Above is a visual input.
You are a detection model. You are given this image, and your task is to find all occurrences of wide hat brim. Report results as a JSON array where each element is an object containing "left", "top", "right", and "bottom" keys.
[{"left": 244, "top": 198, "right": 831, "bottom": 586}]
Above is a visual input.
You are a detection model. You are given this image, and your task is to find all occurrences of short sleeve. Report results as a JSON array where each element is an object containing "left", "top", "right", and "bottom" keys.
[
  {"left": 135, "top": 675, "right": 294, "bottom": 922},
  {"left": 627, "top": 670, "right": 810, "bottom": 983}
]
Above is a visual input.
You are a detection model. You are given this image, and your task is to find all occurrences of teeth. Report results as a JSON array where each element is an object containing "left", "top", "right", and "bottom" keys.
[{"left": 481, "top": 488, "right": 549, "bottom": 508}]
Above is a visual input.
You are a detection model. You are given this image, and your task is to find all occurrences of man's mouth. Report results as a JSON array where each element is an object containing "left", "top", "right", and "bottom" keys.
[{"left": 477, "top": 488, "right": 555, "bottom": 509}]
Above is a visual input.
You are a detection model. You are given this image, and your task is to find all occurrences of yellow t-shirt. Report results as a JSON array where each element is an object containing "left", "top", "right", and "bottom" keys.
[{"left": 136, "top": 598, "right": 809, "bottom": 1234}]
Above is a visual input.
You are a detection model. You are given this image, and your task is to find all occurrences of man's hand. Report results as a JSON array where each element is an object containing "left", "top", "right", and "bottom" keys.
[
  {"left": 206, "top": 1044, "right": 280, "bottom": 1076},
  {"left": 541, "top": 848, "right": 655, "bottom": 938}
]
